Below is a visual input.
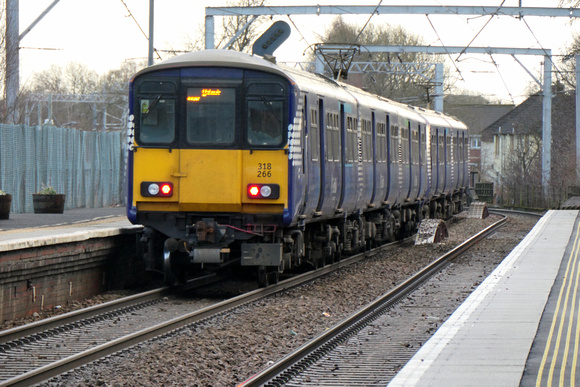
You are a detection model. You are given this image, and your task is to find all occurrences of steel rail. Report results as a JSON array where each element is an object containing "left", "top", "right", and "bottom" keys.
[
  {"left": 0, "top": 239, "right": 406, "bottom": 387},
  {"left": 0, "top": 286, "right": 169, "bottom": 345},
  {"left": 239, "top": 215, "right": 508, "bottom": 386}
]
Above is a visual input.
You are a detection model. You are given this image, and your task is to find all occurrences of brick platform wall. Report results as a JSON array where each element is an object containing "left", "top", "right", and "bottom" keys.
[{"left": 0, "top": 232, "right": 143, "bottom": 322}]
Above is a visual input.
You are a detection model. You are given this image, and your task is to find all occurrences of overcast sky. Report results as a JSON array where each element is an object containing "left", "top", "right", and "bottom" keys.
[{"left": 18, "top": 0, "right": 580, "bottom": 103}]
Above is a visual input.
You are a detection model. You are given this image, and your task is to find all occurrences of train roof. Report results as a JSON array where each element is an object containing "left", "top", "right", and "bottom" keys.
[
  {"left": 134, "top": 49, "right": 290, "bottom": 79},
  {"left": 134, "top": 49, "right": 467, "bottom": 130}
]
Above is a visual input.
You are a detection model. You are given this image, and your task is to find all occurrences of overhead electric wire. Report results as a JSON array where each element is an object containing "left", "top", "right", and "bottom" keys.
[
  {"left": 457, "top": 0, "right": 506, "bottom": 61},
  {"left": 426, "top": 14, "right": 465, "bottom": 82},
  {"left": 119, "top": 0, "right": 162, "bottom": 60},
  {"left": 489, "top": 53, "right": 516, "bottom": 105},
  {"left": 352, "top": 0, "right": 383, "bottom": 46},
  {"left": 287, "top": 15, "right": 313, "bottom": 55}
]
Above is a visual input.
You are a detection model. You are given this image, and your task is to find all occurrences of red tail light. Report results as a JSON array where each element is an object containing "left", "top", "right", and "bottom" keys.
[
  {"left": 247, "top": 184, "right": 279, "bottom": 199},
  {"left": 141, "top": 182, "right": 174, "bottom": 197}
]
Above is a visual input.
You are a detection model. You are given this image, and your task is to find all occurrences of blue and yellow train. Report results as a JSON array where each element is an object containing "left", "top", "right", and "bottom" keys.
[{"left": 126, "top": 49, "right": 469, "bottom": 286}]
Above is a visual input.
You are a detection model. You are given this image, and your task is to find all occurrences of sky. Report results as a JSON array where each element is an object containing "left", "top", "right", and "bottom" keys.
[{"left": 18, "top": 0, "right": 580, "bottom": 104}]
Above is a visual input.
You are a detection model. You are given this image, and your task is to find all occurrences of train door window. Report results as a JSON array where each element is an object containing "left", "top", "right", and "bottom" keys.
[
  {"left": 421, "top": 130, "right": 426, "bottom": 166},
  {"left": 325, "top": 112, "right": 331, "bottom": 161},
  {"left": 137, "top": 81, "right": 177, "bottom": 145},
  {"left": 401, "top": 126, "right": 409, "bottom": 164},
  {"left": 310, "top": 108, "right": 319, "bottom": 161},
  {"left": 376, "top": 121, "right": 386, "bottom": 163},
  {"left": 326, "top": 112, "right": 337, "bottom": 161},
  {"left": 411, "top": 125, "right": 419, "bottom": 165},
  {"left": 346, "top": 116, "right": 356, "bottom": 162},
  {"left": 186, "top": 87, "right": 236, "bottom": 145},
  {"left": 431, "top": 134, "right": 437, "bottom": 168},
  {"left": 439, "top": 134, "right": 445, "bottom": 165},
  {"left": 457, "top": 133, "right": 463, "bottom": 162},
  {"left": 329, "top": 113, "right": 340, "bottom": 162},
  {"left": 391, "top": 125, "right": 400, "bottom": 163},
  {"left": 446, "top": 131, "right": 452, "bottom": 164},
  {"left": 362, "top": 119, "right": 372, "bottom": 162}
]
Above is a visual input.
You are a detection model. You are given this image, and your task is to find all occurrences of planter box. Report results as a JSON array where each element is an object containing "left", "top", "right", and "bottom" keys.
[
  {"left": 33, "top": 194, "right": 66, "bottom": 214},
  {"left": 0, "top": 194, "right": 12, "bottom": 219}
]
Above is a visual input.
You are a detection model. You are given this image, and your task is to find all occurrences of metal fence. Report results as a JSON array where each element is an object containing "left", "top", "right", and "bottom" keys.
[
  {"left": 0, "top": 124, "right": 125, "bottom": 213},
  {"left": 496, "top": 184, "right": 570, "bottom": 210}
]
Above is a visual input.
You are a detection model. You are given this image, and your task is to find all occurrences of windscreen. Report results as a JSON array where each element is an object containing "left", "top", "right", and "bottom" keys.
[{"left": 186, "top": 87, "right": 236, "bottom": 145}]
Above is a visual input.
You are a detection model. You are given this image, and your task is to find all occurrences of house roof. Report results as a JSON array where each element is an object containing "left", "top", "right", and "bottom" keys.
[
  {"left": 481, "top": 92, "right": 576, "bottom": 141},
  {"left": 444, "top": 102, "right": 514, "bottom": 135}
]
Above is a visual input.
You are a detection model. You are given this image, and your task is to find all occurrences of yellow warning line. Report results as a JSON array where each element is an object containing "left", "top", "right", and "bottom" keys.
[
  {"left": 560, "top": 226, "right": 580, "bottom": 387},
  {"left": 536, "top": 222, "right": 580, "bottom": 387}
]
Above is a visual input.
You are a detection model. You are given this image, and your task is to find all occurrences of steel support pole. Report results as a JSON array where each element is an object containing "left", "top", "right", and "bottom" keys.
[
  {"left": 6, "top": 0, "right": 19, "bottom": 124},
  {"left": 148, "top": 0, "right": 154, "bottom": 66},
  {"left": 576, "top": 55, "right": 580, "bottom": 183},
  {"left": 434, "top": 63, "right": 444, "bottom": 112},
  {"left": 542, "top": 55, "right": 552, "bottom": 188},
  {"left": 205, "top": 15, "right": 215, "bottom": 49}
]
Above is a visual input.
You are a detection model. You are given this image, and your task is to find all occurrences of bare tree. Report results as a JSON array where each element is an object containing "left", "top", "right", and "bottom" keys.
[
  {"left": 180, "top": 0, "right": 269, "bottom": 54},
  {"left": 316, "top": 17, "right": 445, "bottom": 107},
  {"left": 23, "top": 62, "right": 134, "bottom": 130},
  {"left": 215, "top": 0, "right": 268, "bottom": 52}
]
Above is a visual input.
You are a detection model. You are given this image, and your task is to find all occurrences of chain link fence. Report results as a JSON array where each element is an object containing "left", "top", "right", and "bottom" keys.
[{"left": 0, "top": 124, "right": 125, "bottom": 213}]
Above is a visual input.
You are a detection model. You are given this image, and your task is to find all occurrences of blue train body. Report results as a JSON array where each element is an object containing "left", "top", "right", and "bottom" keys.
[{"left": 126, "top": 50, "right": 469, "bottom": 286}]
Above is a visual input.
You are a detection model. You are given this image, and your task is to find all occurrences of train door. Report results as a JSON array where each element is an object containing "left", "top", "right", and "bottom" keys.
[
  {"left": 417, "top": 124, "right": 425, "bottom": 199},
  {"left": 337, "top": 103, "right": 347, "bottom": 212},
  {"left": 382, "top": 115, "right": 393, "bottom": 204},
  {"left": 387, "top": 118, "right": 402, "bottom": 205},
  {"left": 316, "top": 102, "right": 342, "bottom": 216},
  {"left": 457, "top": 131, "right": 464, "bottom": 189},
  {"left": 409, "top": 123, "right": 420, "bottom": 201},
  {"left": 430, "top": 129, "right": 438, "bottom": 194},
  {"left": 438, "top": 129, "right": 446, "bottom": 194},
  {"left": 302, "top": 97, "right": 322, "bottom": 218},
  {"left": 403, "top": 121, "right": 412, "bottom": 201},
  {"left": 369, "top": 112, "right": 377, "bottom": 204}
]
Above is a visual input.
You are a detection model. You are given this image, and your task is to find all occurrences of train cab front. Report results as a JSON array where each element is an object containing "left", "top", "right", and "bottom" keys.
[{"left": 127, "top": 63, "right": 293, "bottom": 285}]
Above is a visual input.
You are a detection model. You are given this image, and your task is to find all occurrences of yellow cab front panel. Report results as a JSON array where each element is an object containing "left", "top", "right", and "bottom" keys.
[
  {"left": 133, "top": 148, "right": 287, "bottom": 215},
  {"left": 178, "top": 149, "right": 242, "bottom": 212},
  {"left": 132, "top": 148, "right": 180, "bottom": 212}
]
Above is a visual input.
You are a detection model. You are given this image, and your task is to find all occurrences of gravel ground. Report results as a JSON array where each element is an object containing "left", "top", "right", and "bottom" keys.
[{"left": 30, "top": 212, "right": 535, "bottom": 386}]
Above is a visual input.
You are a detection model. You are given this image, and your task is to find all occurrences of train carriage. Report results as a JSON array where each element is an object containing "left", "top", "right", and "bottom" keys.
[{"left": 127, "top": 49, "right": 469, "bottom": 286}]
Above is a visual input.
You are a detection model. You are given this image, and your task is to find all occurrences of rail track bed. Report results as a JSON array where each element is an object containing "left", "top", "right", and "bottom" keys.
[{"left": 0, "top": 211, "right": 538, "bottom": 386}]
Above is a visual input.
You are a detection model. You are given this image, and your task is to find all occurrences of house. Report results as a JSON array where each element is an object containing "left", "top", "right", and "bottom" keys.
[
  {"left": 479, "top": 92, "right": 576, "bottom": 202},
  {"left": 444, "top": 96, "right": 514, "bottom": 185}
]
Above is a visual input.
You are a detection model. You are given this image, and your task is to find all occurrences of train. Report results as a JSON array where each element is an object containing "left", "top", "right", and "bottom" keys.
[{"left": 126, "top": 49, "right": 469, "bottom": 287}]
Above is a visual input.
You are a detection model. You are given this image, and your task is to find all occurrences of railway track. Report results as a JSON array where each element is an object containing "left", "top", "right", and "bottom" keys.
[
  {"left": 0, "top": 235, "right": 413, "bottom": 387},
  {"left": 239, "top": 212, "right": 513, "bottom": 386},
  {"left": 0, "top": 209, "right": 531, "bottom": 386}
]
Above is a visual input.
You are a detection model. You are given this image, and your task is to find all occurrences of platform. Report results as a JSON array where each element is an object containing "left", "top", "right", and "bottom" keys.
[
  {"left": 389, "top": 210, "right": 580, "bottom": 386},
  {"left": 0, "top": 206, "right": 138, "bottom": 249}
]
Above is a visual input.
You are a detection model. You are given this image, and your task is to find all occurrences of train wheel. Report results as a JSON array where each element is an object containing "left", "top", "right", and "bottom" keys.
[
  {"left": 258, "top": 266, "right": 280, "bottom": 287},
  {"left": 163, "top": 248, "right": 175, "bottom": 285},
  {"left": 258, "top": 266, "right": 269, "bottom": 288},
  {"left": 163, "top": 248, "right": 186, "bottom": 286}
]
